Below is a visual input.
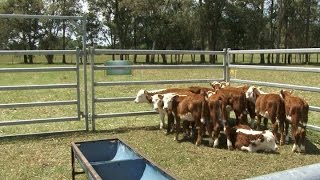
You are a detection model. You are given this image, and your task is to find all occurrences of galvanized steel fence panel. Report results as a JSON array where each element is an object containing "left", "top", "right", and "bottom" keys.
[
  {"left": 90, "top": 48, "right": 227, "bottom": 131},
  {"left": 228, "top": 48, "right": 320, "bottom": 131},
  {"left": 90, "top": 47, "right": 320, "bottom": 132},
  {"left": 0, "top": 49, "right": 88, "bottom": 137}
]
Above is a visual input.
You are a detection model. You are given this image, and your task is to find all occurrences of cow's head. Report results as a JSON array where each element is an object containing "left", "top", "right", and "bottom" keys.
[
  {"left": 162, "top": 93, "right": 178, "bottom": 112},
  {"left": 151, "top": 94, "right": 164, "bottom": 112},
  {"left": 134, "top": 89, "right": 149, "bottom": 103},
  {"left": 245, "top": 86, "right": 264, "bottom": 103}
]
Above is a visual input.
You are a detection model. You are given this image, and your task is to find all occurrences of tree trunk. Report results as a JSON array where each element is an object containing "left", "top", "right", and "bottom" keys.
[
  {"left": 199, "top": 0, "right": 206, "bottom": 64},
  {"left": 305, "top": 0, "right": 311, "bottom": 64},
  {"left": 46, "top": 55, "right": 54, "bottom": 64},
  {"left": 276, "top": 0, "right": 283, "bottom": 64}
]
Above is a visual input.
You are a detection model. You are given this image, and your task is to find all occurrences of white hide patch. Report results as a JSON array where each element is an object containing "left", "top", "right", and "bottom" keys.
[
  {"left": 236, "top": 128, "right": 262, "bottom": 135},
  {"left": 180, "top": 112, "right": 194, "bottom": 121},
  {"left": 286, "top": 115, "right": 292, "bottom": 121},
  {"left": 259, "top": 111, "right": 269, "bottom": 118}
]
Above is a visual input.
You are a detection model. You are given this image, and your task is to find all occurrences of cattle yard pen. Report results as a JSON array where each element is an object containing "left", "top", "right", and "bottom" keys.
[
  {"left": 227, "top": 48, "right": 320, "bottom": 131},
  {"left": 89, "top": 48, "right": 320, "bottom": 132}
]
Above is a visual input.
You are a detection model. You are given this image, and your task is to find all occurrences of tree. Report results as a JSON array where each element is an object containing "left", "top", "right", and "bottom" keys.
[{"left": 0, "top": 0, "right": 44, "bottom": 64}]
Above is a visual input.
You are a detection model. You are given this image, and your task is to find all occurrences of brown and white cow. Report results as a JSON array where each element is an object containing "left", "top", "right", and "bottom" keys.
[
  {"left": 280, "top": 90, "right": 309, "bottom": 153},
  {"left": 246, "top": 86, "right": 286, "bottom": 145},
  {"left": 230, "top": 124, "right": 278, "bottom": 153},
  {"left": 161, "top": 93, "right": 209, "bottom": 146},
  {"left": 206, "top": 86, "right": 248, "bottom": 150},
  {"left": 134, "top": 88, "right": 194, "bottom": 131}
]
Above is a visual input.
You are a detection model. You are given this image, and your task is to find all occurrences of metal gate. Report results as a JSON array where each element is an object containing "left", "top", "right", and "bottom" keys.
[
  {"left": 0, "top": 49, "right": 89, "bottom": 137},
  {"left": 0, "top": 14, "right": 89, "bottom": 137}
]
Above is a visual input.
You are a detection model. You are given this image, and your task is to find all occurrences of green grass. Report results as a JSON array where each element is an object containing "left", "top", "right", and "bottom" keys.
[{"left": 0, "top": 56, "right": 320, "bottom": 179}]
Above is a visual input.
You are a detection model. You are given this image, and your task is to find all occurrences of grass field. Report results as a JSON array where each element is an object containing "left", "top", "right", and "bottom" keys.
[{"left": 0, "top": 53, "right": 320, "bottom": 180}]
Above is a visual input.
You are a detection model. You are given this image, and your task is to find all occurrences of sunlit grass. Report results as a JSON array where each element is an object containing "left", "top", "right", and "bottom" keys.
[{"left": 0, "top": 58, "right": 319, "bottom": 179}]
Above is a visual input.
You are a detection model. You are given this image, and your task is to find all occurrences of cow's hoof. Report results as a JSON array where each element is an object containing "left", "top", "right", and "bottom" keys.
[
  {"left": 228, "top": 146, "right": 234, "bottom": 151},
  {"left": 280, "top": 140, "right": 284, "bottom": 146}
]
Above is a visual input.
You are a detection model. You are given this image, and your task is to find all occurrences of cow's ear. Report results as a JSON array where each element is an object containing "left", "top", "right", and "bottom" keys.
[
  {"left": 280, "top": 89, "right": 285, "bottom": 99},
  {"left": 144, "top": 90, "right": 148, "bottom": 95}
]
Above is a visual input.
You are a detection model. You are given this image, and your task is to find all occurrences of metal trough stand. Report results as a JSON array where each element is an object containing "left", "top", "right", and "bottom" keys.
[{"left": 71, "top": 138, "right": 176, "bottom": 180}]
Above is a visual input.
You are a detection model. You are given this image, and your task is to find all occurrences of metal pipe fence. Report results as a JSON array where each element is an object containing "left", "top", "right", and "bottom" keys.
[
  {"left": 90, "top": 47, "right": 226, "bottom": 131},
  {"left": 90, "top": 47, "right": 320, "bottom": 132},
  {"left": 228, "top": 48, "right": 320, "bottom": 131},
  {"left": 0, "top": 49, "right": 88, "bottom": 137}
]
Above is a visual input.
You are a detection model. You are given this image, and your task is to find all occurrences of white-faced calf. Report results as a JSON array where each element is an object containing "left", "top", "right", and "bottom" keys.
[{"left": 231, "top": 125, "right": 278, "bottom": 153}]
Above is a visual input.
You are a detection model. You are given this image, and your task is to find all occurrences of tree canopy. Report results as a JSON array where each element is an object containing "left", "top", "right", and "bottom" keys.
[{"left": 0, "top": 0, "right": 319, "bottom": 64}]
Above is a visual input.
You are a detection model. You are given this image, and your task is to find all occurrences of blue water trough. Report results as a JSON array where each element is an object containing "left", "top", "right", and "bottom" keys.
[{"left": 71, "top": 138, "right": 176, "bottom": 180}]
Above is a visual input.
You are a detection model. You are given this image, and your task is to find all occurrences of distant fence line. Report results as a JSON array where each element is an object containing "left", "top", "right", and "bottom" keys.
[
  {"left": 0, "top": 47, "right": 319, "bottom": 137},
  {"left": 90, "top": 47, "right": 320, "bottom": 132}
]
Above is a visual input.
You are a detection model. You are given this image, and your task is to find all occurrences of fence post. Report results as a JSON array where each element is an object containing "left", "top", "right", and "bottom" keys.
[
  {"left": 76, "top": 47, "right": 81, "bottom": 121},
  {"left": 223, "top": 48, "right": 230, "bottom": 82},
  {"left": 90, "top": 47, "right": 96, "bottom": 131}
]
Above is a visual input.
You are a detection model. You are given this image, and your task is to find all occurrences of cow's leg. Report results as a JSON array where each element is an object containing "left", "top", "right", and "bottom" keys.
[
  {"left": 174, "top": 117, "right": 181, "bottom": 141},
  {"left": 195, "top": 120, "right": 203, "bottom": 146},
  {"left": 213, "top": 122, "right": 221, "bottom": 148},
  {"left": 284, "top": 119, "right": 290, "bottom": 143},
  {"left": 291, "top": 118, "right": 300, "bottom": 152},
  {"left": 240, "top": 145, "right": 253, "bottom": 152},
  {"left": 256, "top": 114, "right": 262, "bottom": 130},
  {"left": 182, "top": 120, "right": 190, "bottom": 139},
  {"left": 166, "top": 113, "right": 175, "bottom": 134},
  {"left": 300, "top": 126, "right": 307, "bottom": 153},
  {"left": 263, "top": 118, "right": 268, "bottom": 130},
  {"left": 250, "top": 116, "right": 255, "bottom": 129},
  {"left": 224, "top": 124, "right": 233, "bottom": 150},
  {"left": 207, "top": 121, "right": 214, "bottom": 146},
  {"left": 159, "top": 111, "right": 165, "bottom": 129},
  {"left": 278, "top": 118, "right": 285, "bottom": 145},
  {"left": 271, "top": 118, "right": 279, "bottom": 144}
]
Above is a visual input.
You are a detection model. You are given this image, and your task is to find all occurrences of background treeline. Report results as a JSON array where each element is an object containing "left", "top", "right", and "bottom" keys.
[{"left": 0, "top": 0, "right": 319, "bottom": 64}]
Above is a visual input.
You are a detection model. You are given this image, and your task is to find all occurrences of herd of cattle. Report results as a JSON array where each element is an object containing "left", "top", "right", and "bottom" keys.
[{"left": 134, "top": 81, "right": 309, "bottom": 153}]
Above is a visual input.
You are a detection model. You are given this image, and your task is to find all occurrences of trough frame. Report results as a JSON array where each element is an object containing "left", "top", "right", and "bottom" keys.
[{"left": 71, "top": 138, "right": 177, "bottom": 180}]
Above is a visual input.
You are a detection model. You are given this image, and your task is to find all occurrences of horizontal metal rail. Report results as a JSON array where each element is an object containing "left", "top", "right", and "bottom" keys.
[
  {"left": 229, "top": 64, "right": 320, "bottom": 73},
  {"left": 248, "top": 163, "right": 320, "bottom": 180},
  {"left": 0, "top": 117, "right": 79, "bottom": 126},
  {"left": 0, "top": 50, "right": 77, "bottom": 55},
  {"left": 0, "top": 100, "right": 77, "bottom": 108},
  {"left": 0, "top": 84, "right": 77, "bottom": 91},
  {"left": 306, "top": 124, "right": 320, "bottom": 131},
  {"left": 230, "top": 79, "right": 320, "bottom": 93},
  {"left": 95, "top": 97, "right": 134, "bottom": 103},
  {"left": 0, "top": 14, "right": 83, "bottom": 20},
  {"left": 0, "top": 130, "right": 87, "bottom": 139},
  {"left": 228, "top": 48, "right": 320, "bottom": 54},
  {"left": 95, "top": 111, "right": 158, "bottom": 119},
  {"left": 95, "top": 79, "right": 223, "bottom": 86},
  {"left": 309, "top": 106, "right": 320, "bottom": 112},
  {"left": 0, "top": 67, "right": 76, "bottom": 73},
  {"left": 95, "top": 49, "right": 225, "bottom": 55},
  {"left": 95, "top": 64, "right": 223, "bottom": 70}
]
